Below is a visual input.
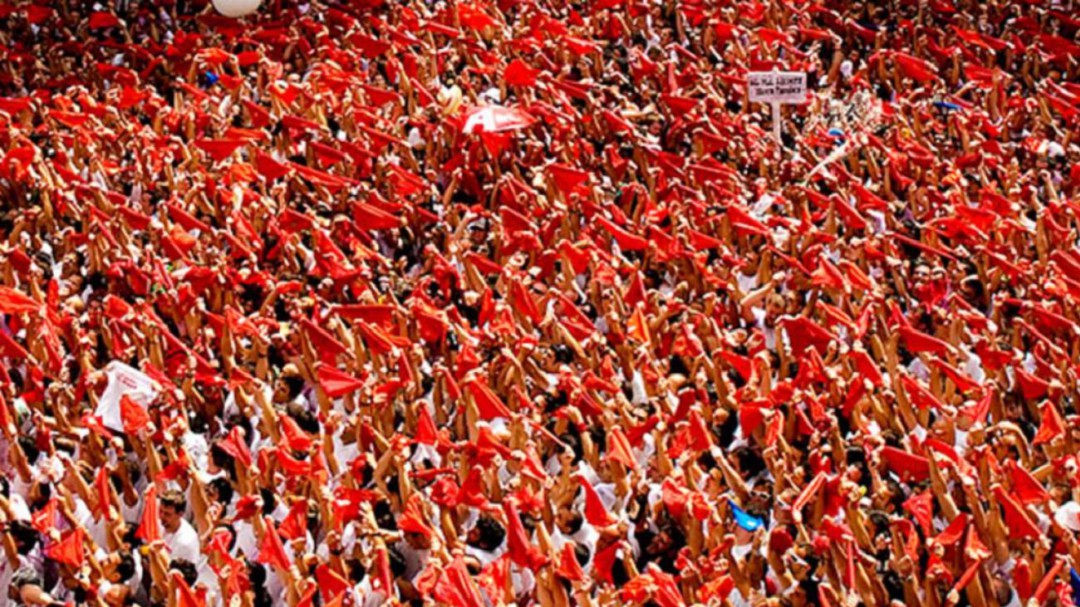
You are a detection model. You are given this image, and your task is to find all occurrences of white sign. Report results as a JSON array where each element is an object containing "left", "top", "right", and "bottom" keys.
[{"left": 748, "top": 72, "right": 807, "bottom": 104}]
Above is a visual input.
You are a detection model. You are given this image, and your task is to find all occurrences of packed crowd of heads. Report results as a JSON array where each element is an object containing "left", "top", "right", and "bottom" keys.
[{"left": 0, "top": 0, "right": 1079, "bottom": 606}]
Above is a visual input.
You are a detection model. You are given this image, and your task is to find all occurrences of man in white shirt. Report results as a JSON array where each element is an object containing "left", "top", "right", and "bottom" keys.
[{"left": 159, "top": 490, "right": 200, "bottom": 565}]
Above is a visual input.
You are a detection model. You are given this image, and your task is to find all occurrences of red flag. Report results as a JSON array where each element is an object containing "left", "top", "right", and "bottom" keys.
[
  {"left": 502, "top": 499, "right": 549, "bottom": 570},
  {"left": 1031, "top": 401, "right": 1065, "bottom": 446},
  {"left": 595, "top": 216, "right": 648, "bottom": 251},
  {"left": 556, "top": 543, "right": 585, "bottom": 581},
  {"left": 547, "top": 163, "right": 591, "bottom": 195},
  {"left": 257, "top": 517, "right": 292, "bottom": 571},
  {"left": 0, "top": 287, "right": 40, "bottom": 314},
  {"left": 903, "top": 491, "right": 934, "bottom": 535},
  {"left": 465, "top": 378, "right": 513, "bottom": 420},
  {"left": 316, "top": 365, "right": 365, "bottom": 398},
  {"left": 900, "top": 375, "right": 944, "bottom": 410},
  {"left": 95, "top": 466, "right": 113, "bottom": 521},
  {"left": 45, "top": 529, "right": 85, "bottom": 568},
  {"left": 217, "top": 426, "right": 252, "bottom": 468},
  {"left": 136, "top": 484, "right": 161, "bottom": 543},
  {"left": 606, "top": 428, "right": 638, "bottom": 470},
  {"left": 504, "top": 59, "right": 539, "bottom": 87},
  {"left": 579, "top": 476, "right": 616, "bottom": 527},
  {"left": 880, "top": 446, "right": 931, "bottom": 482},
  {"left": 992, "top": 486, "right": 1042, "bottom": 540},
  {"left": 1008, "top": 462, "right": 1050, "bottom": 505},
  {"left": 120, "top": 394, "right": 150, "bottom": 435},
  {"left": 780, "top": 317, "right": 834, "bottom": 355},
  {"left": 899, "top": 325, "right": 951, "bottom": 356}
]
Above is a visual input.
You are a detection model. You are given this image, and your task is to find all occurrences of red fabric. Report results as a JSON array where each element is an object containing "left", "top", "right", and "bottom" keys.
[
  {"left": 894, "top": 52, "right": 939, "bottom": 82},
  {"left": 217, "top": 426, "right": 253, "bottom": 468},
  {"left": 606, "top": 427, "right": 638, "bottom": 470},
  {"left": 556, "top": 542, "right": 586, "bottom": 581},
  {"left": 881, "top": 446, "right": 930, "bottom": 482},
  {"left": 398, "top": 494, "right": 434, "bottom": 538},
  {"left": 900, "top": 375, "right": 944, "bottom": 410},
  {"left": 502, "top": 499, "right": 549, "bottom": 570},
  {"left": 1032, "top": 400, "right": 1064, "bottom": 446},
  {"left": 136, "top": 481, "right": 160, "bottom": 544},
  {"left": 120, "top": 394, "right": 150, "bottom": 435},
  {"left": 992, "top": 486, "right": 1042, "bottom": 540},
  {"left": 0, "top": 287, "right": 40, "bottom": 314},
  {"left": 465, "top": 378, "right": 513, "bottom": 420},
  {"left": 257, "top": 517, "right": 293, "bottom": 571},
  {"left": 1008, "top": 462, "right": 1050, "bottom": 505},
  {"left": 45, "top": 529, "right": 85, "bottom": 568},
  {"left": 780, "top": 316, "right": 834, "bottom": 355},
  {"left": 903, "top": 490, "right": 934, "bottom": 535},
  {"left": 579, "top": 476, "right": 616, "bottom": 527},
  {"left": 277, "top": 499, "right": 309, "bottom": 541},
  {"left": 95, "top": 465, "right": 112, "bottom": 521},
  {"left": 596, "top": 216, "right": 648, "bottom": 251},
  {"left": 317, "top": 365, "right": 365, "bottom": 398},
  {"left": 934, "top": 512, "right": 968, "bottom": 547},
  {"left": 898, "top": 325, "right": 951, "bottom": 355},
  {"left": 547, "top": 163, "right": 591, "bottom": 195}
]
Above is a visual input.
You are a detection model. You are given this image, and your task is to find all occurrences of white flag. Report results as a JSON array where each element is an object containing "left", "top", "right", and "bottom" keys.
[{"left": 94, "top": 361, "right": 158, "bottom": 432}]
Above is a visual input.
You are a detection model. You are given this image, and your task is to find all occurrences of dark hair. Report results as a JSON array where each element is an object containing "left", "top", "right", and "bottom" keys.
[
  {"left": 10, "top": 520, "right": 39, "bottom": 554},
  {"left": 169, "top": 559, "right": 198, "bottom": 586},
  {"left": 208, "top": 477, "right": 234, "bottom": 507},
  {"left": 563, "top": 509, "right": 584, "bottom": 535},
  {"left": 115, "top": 550, "right": 136, "bottom": 582},
  {"left": 471, "top": 515, "right": 506, "bottom": 552}
]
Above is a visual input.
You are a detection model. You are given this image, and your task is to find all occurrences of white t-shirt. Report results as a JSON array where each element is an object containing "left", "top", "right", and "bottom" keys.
[{"left": 164, "top": 518, "right": 201, "bottom": 564}]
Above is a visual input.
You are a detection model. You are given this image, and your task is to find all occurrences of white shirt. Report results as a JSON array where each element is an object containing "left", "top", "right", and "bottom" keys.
[{"left": 164, "top": 518, "right": 201, "bottom": 564}]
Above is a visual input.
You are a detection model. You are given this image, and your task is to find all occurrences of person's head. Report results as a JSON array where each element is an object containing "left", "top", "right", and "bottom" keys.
[
  {"left": 404, "top": 529, "right": 432, "bottom": 550},
  {"left": 556, "top": 507, "right": 584, "bottom": 535},
  {"left": 9, "top": 520, "right": 38, "bottom": 555},
  {"left": 159, "top": 489, "right": 187, "bottom": 533},
  {"left": 467, "top": 514, "right": 505, "bottom": 552},
  {"left": 102, "top": 550, "right": 136, "bottom": 584},
  {"left": 207, "top": 477, "right": 234, "bottom": 507},
  {"left": 169, "top": 558, "right": 198, "bottom": 586},
  {"left": 911, "top": 261, "right": 931, "bottom": 289}
]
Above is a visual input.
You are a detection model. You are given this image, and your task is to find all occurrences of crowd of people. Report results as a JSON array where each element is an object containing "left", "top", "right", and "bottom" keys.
[{"left": 0, "top": 0, "right": 1078, "bottom": 605}]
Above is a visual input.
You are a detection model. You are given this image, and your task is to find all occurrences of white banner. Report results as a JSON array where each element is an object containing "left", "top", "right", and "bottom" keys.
[
  {"left": 748, "top": 71, "right": 807, "bottom": 104},
  {"left": 94, "top": 361, "right": 158, "bottom": 432}
]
